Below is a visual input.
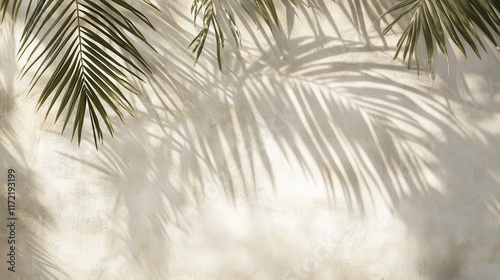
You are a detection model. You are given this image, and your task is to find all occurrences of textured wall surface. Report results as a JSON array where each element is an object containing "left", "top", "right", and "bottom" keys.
[{"left": 1, "top": 1, "right": 499, "bottom": 279}]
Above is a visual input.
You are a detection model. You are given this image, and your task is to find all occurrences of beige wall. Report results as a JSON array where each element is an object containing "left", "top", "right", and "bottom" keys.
[{"left": 1, "top": 1, "right": 499, "bottom": 279}]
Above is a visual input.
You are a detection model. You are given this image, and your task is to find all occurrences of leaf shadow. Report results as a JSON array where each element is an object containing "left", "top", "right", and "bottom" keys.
[
  {"left": 0, "top": 22, "right": 67, "bottom": 280},
  {"left": 37, "top": 1, "right": 500, "bottom": 277}
]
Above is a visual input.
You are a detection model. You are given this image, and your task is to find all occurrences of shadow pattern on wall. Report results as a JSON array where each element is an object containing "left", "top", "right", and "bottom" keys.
[
  {"left": 16, "top": 0, "right": 500, "bottom": 278},
  {"left": 0, "top": 22, "right": 67, "bottom": 280}
]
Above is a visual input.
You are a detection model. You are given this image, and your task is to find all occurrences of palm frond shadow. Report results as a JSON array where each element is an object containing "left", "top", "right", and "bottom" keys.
[
  {"left": 57, "top": 119, "right": 187, "bottom": 278},
  {"left": 54, "top": 1, "right": 499, "bottom": 276},
  {"left": 1, "top": 23, "right": 66, "bottom": 280},
  {"left": 0, "top": 133, "right": 63, "bottom": 280},
  {"left": 67, "top": 0, "right": 472, "bottom": 208},
  {"left": 66, "top": 0, "right": 498, "bottom": 216},
  {"left": 336, "top": 0, "right": 396, "bottom": 46},
  {"left": 224, "top": 43, "right": 474, "bottom": 212}
]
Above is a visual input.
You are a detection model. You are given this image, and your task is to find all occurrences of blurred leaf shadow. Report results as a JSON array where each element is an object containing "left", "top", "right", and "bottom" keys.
[
  {"left": 335, "top": 0, "right": 396, "bottom": 46},
  {"left": 53, "top": 0, "right": 499, "bottom": 277},
  {"left": 1, "top": 21, "right": 67, "bottom": 280}
]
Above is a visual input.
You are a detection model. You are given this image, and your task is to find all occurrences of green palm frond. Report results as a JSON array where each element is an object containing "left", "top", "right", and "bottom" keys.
[
  {"left": 189, "top": 0, "right": 241, "bottom": 70},
  {"left": 247, "top": 0, "right": 287, "bottom": 29},
  {"left": 189, "top": 0, "right": 297, "bottom": 69},
  {"left": 18, "top": 0, "right": 156, "bottom": 148},
  {"left": 0, "top": 0, "right": 30, "bottom": 22},
  {"left": 381, "top": 0, "right": 500, "bottom": 70}
]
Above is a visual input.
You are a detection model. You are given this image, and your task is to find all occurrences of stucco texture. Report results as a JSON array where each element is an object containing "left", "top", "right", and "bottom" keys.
[{"left": 1, "top": 1, "right": 499, "bottom": 279}]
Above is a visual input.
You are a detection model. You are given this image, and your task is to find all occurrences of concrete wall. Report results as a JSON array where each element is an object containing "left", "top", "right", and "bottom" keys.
[{"left": 1, "top": 1, "right": 499, "bottom": 279}]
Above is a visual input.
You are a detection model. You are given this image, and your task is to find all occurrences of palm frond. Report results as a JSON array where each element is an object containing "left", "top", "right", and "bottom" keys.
[
  {"left": 189, "top": 0, "right": 297, "bottom": 70},
  {"left": 19, "top": 0, "right": 156, "bottom": 149},
  {"left": 381, "top": 0, "right": 500, "bottom": 70},
  {"left": 0, "top": 0, "right": 30, "bottom": 22},
  {"left": 189, "top": 0, "right": 241, "bottom": 70},
  {"left": 247, "top": 0, "right": 285, "bottom": 29}
]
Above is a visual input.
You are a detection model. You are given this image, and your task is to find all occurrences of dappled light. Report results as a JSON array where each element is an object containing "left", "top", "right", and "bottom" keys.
[
  {"left": 1, "top": 0, "right": 499, "bottom": 279},
  {"left": 1, "top": 22, "right": 67, "bottom": 280}
]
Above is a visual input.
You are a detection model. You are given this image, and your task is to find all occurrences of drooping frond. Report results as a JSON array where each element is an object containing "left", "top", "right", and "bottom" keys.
[
  {"left": 247, "top": 0, "right": 290, "bottom": 29},
  {"left": 381, "top": 0, "right": 500, "bottom": 70},
  {"left": 189, "top": 0, "right": 241, "bottom": 70},
  {"left": 189, "top": 0, "right": 297, "bottom": 70},
  {"left": 18, "top": 0, "right": 156, "bottom": 148}
]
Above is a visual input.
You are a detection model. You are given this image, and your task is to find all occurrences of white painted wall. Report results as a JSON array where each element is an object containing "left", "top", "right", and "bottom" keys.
[{"left": 1, "top": 1, "right": 499, "bottom": 279}]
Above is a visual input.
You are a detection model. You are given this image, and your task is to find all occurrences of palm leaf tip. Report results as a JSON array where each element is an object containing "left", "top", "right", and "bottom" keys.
[
  {"left": 190, "top": 0, "right": 286, "bottom": 70},
  {"left": 19, "top": 0, "right": 156, "bottom": 148},
  {"left": 381, "top": 0, "right": 500, "bottom": 70},
  {"left": 190, "top": 0, "right": 241, "bottom": 70}
]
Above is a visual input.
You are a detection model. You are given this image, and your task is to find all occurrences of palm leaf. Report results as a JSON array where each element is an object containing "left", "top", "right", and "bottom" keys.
[
  {"left": 189, "top": 0, "right": 241, "bottom": 70},
  {"left": 189, "top": 0, "right": 297, "bottom": 70},
  {"left": 247, "top": 0, "right": 283, "bottom": 29},
  {"left": 381, "top": 0, "right": 500, "bottom": 70},
  {"left": 17, "top": 0, "right": 156, "bottom": 149}
]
